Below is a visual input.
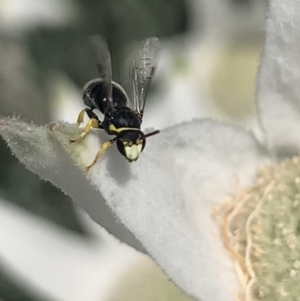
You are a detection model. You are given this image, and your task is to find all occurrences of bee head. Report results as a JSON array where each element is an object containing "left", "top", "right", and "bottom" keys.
[{"left": 116, "top": 130, "right": 146, "bottom": 162}]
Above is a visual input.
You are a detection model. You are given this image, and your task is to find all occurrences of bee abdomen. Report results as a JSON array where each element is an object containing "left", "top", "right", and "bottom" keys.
[{"left": 83, "top": 79, "right": 128, "bottom": 114}]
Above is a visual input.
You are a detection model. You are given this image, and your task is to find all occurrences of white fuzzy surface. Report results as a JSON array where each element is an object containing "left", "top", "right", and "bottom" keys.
[
  {"left": 52, "top": 119, "right": 270, "bottom": 301},
  {"left": 0, "top": 116, "right": 271, "bottom": 300},
  {"left": 257, "top": 0, "right": 300, "bottom": 156},
  {"left": 0, "top": 117, "right": 144, "bottom": 252},
  {"left": 0, "top": 200, "right": 139, "bottom": 301}
]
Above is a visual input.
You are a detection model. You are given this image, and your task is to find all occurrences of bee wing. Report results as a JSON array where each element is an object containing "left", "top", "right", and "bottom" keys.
[
  {"left": 88, "top": 35, "right": 113, "bottom": 112},
  {"left": 122, "top": 37, "right": 160, "bottom": 116}
]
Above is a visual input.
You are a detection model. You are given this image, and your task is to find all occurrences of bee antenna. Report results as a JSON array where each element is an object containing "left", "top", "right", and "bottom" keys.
[{"left": 144, "top": 130, "right": 160, "bottom": 139}]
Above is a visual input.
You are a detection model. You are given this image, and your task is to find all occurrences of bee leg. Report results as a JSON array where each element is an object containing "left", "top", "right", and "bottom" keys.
[
  {"left": 86, "top": 138, "right": 116, "bottom": 171},
  {"left": 76, "top": 108, "right": 99, "bottom": 125},
  {"left": 70, "top": 118, "right": 99, "bottom": 143},
  {"left": 76, "top": 109, "right": 86, "bottom": 125},
  {"left": 85, "top": 108, "right": 103, "bottom": 128}
]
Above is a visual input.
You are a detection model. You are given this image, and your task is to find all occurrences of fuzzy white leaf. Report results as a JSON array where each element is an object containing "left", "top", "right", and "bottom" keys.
[
  {"left": 0, "top": 200, "right": 141, "bottom": 301},
  {"left": 0, "top": 117, "right": 145, "bottom": 253},
  {"left": 50, "top": 119, "right": 270, "bottom": 301},
  {"left": 0, "top": 115, "right": 271, "bottom": 300}
]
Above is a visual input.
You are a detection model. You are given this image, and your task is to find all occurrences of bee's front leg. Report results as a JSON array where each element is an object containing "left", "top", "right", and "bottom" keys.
[
  {"left": 86, "top": 137, "right": 116, "bottom": 170},
  {"left": 70, "top": 108, "right": 101, "bottom": 143},
  {"left": 75, "top": 108, "right": 88, "bottom": 125}
]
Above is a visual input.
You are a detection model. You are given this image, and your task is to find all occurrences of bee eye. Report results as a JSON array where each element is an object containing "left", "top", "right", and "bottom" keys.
[
  {"left": 116, "top": 139, "right": 127, "bottom": 157},
  {"left": 141, "top": 138, "right": 146, "bottom": 151}
]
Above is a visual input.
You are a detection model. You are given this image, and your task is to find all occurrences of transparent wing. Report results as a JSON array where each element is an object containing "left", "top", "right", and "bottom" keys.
[
  {"left": 88, "top": 35, "right": 113, "bottom": 112},
  {"left": 122, "top": 37, "right": 160, "bottom": 116}
]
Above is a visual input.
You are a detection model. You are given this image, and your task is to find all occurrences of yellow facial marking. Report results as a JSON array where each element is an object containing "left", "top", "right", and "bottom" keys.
[
  {"left": 124, "top": 144, "right": 143, "bottom": 162},
  {"left": 136, "top": 139, "right": 143, "bottom": 145}
]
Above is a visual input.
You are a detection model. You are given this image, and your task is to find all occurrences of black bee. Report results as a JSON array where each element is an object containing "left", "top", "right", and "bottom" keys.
[{"left": 71, "top": 35, "right": 160, "bottom": 169}]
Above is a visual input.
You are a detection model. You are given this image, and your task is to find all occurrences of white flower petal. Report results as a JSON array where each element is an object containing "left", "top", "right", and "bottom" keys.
[
  {"left": 0, "top": 200, "right": 139, "bottom": 301},
  {"left": 257, "top": 0, "right": 300, "bottom": 156},
  {"left": 51, "top": 119, "right": 270, "bottom": 301},
  {"left": 0, "top": 117, "right": 145, "bottom": 253}
]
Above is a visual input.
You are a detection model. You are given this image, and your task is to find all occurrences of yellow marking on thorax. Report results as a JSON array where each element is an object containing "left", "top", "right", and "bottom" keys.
[{"left": 108, "top": 124, "right": 140, "bottom": 134}]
